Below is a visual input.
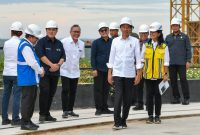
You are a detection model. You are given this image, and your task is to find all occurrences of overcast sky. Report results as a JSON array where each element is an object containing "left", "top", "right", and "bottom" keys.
[{"left": 0, "top": 0, "right": 170, "bottom": 39}]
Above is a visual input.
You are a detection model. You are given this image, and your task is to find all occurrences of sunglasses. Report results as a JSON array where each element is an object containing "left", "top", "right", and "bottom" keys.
[{"left": 99, "top": 28, "right": 108, "bottom": 32}]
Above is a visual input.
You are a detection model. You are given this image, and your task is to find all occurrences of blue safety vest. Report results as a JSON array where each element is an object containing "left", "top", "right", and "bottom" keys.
[{"left": 17, "top": 38, "right": 40, "bottom": 86}]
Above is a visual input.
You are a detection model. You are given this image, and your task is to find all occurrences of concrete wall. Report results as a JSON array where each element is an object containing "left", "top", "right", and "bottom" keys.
[{"left": 0, "top": 80, "right": 200, "bottom": 114}]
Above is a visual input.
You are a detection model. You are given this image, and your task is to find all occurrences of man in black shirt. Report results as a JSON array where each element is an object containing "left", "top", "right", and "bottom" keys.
[
  {"left": 91, "top": 22, "right": 113, "bottom": 115},
  {"left": 35, "top": 20, "right": 65, "bottom": 122},
  {"left": 165, "top": 18, "right": 192, "bottom": 105}
]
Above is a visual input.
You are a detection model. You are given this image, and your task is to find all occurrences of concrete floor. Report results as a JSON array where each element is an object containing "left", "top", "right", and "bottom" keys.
[{"left": 45, "top": 116, "right": 200, "bottom": 135}]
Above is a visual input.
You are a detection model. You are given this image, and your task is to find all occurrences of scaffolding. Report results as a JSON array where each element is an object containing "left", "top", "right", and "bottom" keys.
[{"left": 170, "top": 0, "right": 200, "bottom": 66}]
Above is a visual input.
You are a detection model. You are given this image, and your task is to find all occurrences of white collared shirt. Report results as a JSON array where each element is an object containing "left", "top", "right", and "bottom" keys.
[
  {"left": 3, "top": 36, "right": 20, "bottom": 76},
  {"left": 107, "top": 36, "right": 142, "bottom": 78},
  {"left": 141, "top": 40, "right": 170, "bottom": 66},
  {"left": 60, "top": 36, "right": 85, "bottom": 78}
]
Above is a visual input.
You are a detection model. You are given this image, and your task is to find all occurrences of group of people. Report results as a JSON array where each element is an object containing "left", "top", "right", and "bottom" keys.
[
  {"left": 1, "top": 16, "right": 192, "bottom": 131},
  {"left": 91, "top": 17, "right": 191, "bottom": 129},
  {"left": 2, "top": 20, "right": 84, "bottom": 130}
]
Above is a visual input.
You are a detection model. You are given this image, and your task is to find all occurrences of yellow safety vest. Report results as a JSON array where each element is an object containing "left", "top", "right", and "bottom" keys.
[{"left": 143, "top": 42, "right": 166, "bottom": 79}]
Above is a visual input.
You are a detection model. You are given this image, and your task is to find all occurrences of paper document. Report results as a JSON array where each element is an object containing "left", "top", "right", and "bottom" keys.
[{"left": 159, "top": 80, "right": 169, "bottom": 95}]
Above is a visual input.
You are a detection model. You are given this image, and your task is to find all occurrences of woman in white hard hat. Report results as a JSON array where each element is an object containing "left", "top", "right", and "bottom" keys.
[
  {"left": 141, "top": 22, "right": 169, "bottom": 124},
  {"left": 2, "top": 21, "right": 23, "bottom": 126},
  {"left": 17, "top": 24, "right": 44, "bottom": 130},
  {"left": 107, "top": 17, "right": 142, "bottom": 129}
]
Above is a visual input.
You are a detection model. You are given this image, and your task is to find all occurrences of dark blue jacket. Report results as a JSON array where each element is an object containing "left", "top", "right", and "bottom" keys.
[
  {"left": 165, "top": 32, "right": 192, "bottom": 65},
  {"left": 35, "top": 36, "right": 66, "bottom": 76},
  {"left": 91, "top": 37, "right": 112, "bottom": 72}
]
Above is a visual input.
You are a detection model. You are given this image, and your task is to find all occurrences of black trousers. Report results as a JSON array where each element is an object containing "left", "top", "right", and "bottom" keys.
[
  {"left": 39, "top": 75, "right": 59, "bottom": 116},
  {"left": 169, "top": 65, "right": 190, "bottom": 99},
  {"left": 21, "top": 85, "right": 37, "bottom": 125},
  {"left": 93, "top": 70, "right": 109, "bottom": 111},
  {"left": 113, "top": 77, "right": 134, "bottom": 126},
  {"left": 61, "top": 76, "right": 78, "bottom": 112},
  {"left": 145, "top": 79, "right": 162, "bottom": 116},
  {"left": 134, "top": 77, "right": 144, "bottom": 106}
]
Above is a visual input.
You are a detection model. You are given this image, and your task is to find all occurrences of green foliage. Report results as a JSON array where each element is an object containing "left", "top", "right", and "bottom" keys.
[
  {"left": 187, "top": 68, "right": 200, "bottom": 79},
  {"left": 0, "top": 53, "right": 3, "bottom": 72},
  {"left": 79, "top": 58, "right": 93, "bottom": 83}
]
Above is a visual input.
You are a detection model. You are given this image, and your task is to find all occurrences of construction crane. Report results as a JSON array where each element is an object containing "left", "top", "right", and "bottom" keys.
[{"left": 170, "top": 0, "right": 200, "bottom": 66}]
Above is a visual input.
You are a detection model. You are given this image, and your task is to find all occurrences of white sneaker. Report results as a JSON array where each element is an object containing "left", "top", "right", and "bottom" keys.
[{"left": 112, "top": 125, "right": 122, "bottom": 130}]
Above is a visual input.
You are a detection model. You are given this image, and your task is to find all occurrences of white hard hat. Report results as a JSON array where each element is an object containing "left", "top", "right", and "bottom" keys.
[
  {"left": 25, "top": 24, "right": 43, "bottom": 39},
  {"left": 98, "top": 22, "right": 108, "bottom": 30},
  {"left": 139, "top": 24, "right": 149, "bottom": 33},
  {"left": 171, "top": 18, "right": 181, "bottom": 25},
  {"left": 46, "top": 20, "right": 58, "bottom": 28},
  {"left": 10, "top": 21, "right": 23, "bottom": 31},
  {"left": 120, "top": 17, "right": 133, "bottom": 27},
  {"left": 109, "top": 22, "right": 119, "bottom": 30},
  {"left": 149, "top": 22, "right": 162, "bottom": 32}
]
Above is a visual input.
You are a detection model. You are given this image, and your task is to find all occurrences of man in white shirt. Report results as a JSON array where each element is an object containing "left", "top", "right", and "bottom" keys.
[
  {"left": 2, "top": 21, "right": 23, "bottom": 126},
  {"left": 107, "top": 17, "right": 142, "bottom": 129},
  {"left": 17, "top": 24, "right": 44, "bottom": 130},
  {"left": 60, "top": 24, "right": 85, "bottom": 118}
]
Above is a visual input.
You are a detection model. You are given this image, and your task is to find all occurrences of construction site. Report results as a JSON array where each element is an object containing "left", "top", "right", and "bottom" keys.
[{"left": 0, "top": 0, "right": 200, "bottom": 135}]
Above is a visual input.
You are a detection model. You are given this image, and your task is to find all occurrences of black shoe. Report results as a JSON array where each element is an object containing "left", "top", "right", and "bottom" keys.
[
  {"left": 112, "top": 125, "right": 122, "bottom": 130},
  {"left": 102, "top": 109, "right": 114, "bottom": 114},
  {"left": 122, "top": 122, "right": 127, "bottom": 129},
  {"left": 21, "top": 123, "right": 38, "bottom": 130},
  {"left": 2, "top": 119, "right": 11, "bottom": 125},
  {"left": 133, "top": 105, "right": 144, "bottom": 110},
  {"left": 62, "top": 111, "right": 68, "bottom": 118},
  {"left": 171, "top": 98, "right": 181, "bottom": 104},
  {"left": 68, "top": 111, "right": 79, "bottom": 117},
  {"left": 154, "top": 116, "right": 161, "bottom": 124},
  {"left": 30, "top": 121, "right": 39, "bottom": 128},
  {"left": 39, "top": 115, "right": 46, "bottom": 122},
  {"left": 146, "top": 116, "right": 154, "bottom": 124},
  {"left": 95, "top": 110, "right": 102, "bottom": 115},
  {"left": 46, "top": 115, "right": 57, "bottom": 121},
  {"left": 11, "top": 119, "right": 21, "bottom": 126},
  {"left": 182, "top": 99, "right": 189, "bottom": 105}
]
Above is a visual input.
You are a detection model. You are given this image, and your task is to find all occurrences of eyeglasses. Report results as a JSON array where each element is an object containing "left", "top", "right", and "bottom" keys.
[{"left": 99, "top": 29, "right": 108, "bottom": 33}]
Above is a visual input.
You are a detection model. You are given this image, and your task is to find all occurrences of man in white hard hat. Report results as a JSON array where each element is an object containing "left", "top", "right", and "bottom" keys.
[
  {"left": 107, "top": 17, "right": 142, "bottom": 129},
  {"left": 165, "top": 18, "right": 192, "bottom": 105},
  {"left": 17, "top": 24, "right": 44, "bottom": 130},
  {"left": 35, "top": 20, "right": 65, "bottom": 122},
  {"left": 133, "top": 24, "right": 149, "bottom": 111},
  {"left": 109, "top": 22, "right": 119, "bottom": 39},
  {"left": 91, "top": 22, "right": 113, "bottom": 115},
  {"left": 1, "top": 21, "right": 23, "bottom": 126},
  {"left": 60, "top": 24, "right": 85, "bottom": 118},
  {"left": 127, "top": 18, "right": 139, "bottom": 39}
]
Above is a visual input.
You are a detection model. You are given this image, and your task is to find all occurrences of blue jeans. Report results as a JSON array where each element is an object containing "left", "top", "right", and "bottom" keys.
[{"left": 2, "top": 76, "right": 21, "bottom": 121}]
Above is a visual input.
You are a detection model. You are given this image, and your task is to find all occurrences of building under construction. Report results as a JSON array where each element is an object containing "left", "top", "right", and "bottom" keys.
[{"left": 170, "top": 0, "right": 200, "bottom": 66}]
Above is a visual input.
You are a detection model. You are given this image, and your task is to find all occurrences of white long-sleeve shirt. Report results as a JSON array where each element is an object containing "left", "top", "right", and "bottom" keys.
[
  {"left": 107, "top": 36, "right": 142, "bottom": 78},
  {"left": 60, "top": 36, "right": 85, "bottom": 78},
  {"left": 3, "top": 36, "right": 20, "bottom": 76},
  {"left": 141, "top": 40, "right": 170, "bottom": 67},
  {"left": 22, "top": 39, "right": 42, "bottom": 76}
]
